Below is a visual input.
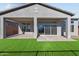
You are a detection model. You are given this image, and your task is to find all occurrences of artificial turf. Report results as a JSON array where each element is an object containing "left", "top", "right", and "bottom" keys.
[{"left": 0, "top": 39, "right": 78, "bottom": 56}]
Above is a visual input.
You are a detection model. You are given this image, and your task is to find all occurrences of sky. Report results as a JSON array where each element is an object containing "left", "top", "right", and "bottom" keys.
[{"left": 0, "top": 3, "right": 79, "bottom": 17}]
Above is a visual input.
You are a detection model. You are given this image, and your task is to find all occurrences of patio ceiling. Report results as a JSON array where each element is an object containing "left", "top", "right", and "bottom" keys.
[{"left": 6, "top": 18, "right": 33, "bottom": 23}]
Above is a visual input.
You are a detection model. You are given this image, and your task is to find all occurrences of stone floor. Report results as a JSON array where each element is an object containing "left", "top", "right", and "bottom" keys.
[
  {"left": 7, "top": 34, "right": 76, "bottom": 41},
  {"left": 7, "top": 32, "right": 34, "bottom": 39},
  {"left": 71, "top": 36, "right": 79, "bottom": 39},
  {"left": 37, "top": 35, "right": 75, "bottom": 41}
]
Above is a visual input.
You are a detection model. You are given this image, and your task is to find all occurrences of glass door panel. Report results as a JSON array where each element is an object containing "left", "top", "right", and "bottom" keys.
[
  {"left": 44, "top": 25, "right": 50, "bottom": 35},
  {"left": 44, "top": 25, "right": 57, "bottom": 35},
  {"left": 22, "top": 23, "right": 31, "bottom": 32},
  {"left": 51, "top": 25, "right": 57, "bottom": 35},
  {"left": 38, "top": 24, "right": 44, "bottom": 34}
]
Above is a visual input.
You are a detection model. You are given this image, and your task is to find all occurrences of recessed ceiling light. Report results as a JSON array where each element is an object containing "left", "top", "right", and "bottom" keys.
[{"left": 34, "top": 7, "right": 38, "bottom": 10}]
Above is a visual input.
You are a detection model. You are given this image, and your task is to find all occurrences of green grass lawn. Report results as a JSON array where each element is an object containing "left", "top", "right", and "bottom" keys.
[{"left": 0, "top": 38, "right": 79, "bottom": 56}]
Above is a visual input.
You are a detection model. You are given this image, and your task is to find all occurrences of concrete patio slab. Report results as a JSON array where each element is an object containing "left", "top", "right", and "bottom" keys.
[
  {"left": 6, "top": 33, "right": 34, "bottom": 39},
  {"left": 37, "top": 35, "right": 76, "bottom": 41}
]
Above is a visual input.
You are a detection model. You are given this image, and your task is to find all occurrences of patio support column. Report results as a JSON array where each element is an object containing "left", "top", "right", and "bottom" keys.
[
  {"left": 74, "top": 20, "right": 78, "bottom": 36},
  {"left": 57, "top": 26, "right": 61, "bottom": 36},
  {"left": 18, "top": 23, "right": 23, "bottom": 34},
  {"left": 34, "top": 17, "right": 37, "bottom": 38},
  {"left": 0, "top": 17, "right": 4, "bottom": 38},
  {"left": 66, "top": 17, "right": 71, "bottom": 39}
]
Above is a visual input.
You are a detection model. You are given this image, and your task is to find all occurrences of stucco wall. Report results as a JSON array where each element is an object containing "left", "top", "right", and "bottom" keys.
[
  {"left": 0, "top": 17, "right": 4, "bottom": 38},
  {"left": 63, "top": 20, "right": 78, "bottom": 36},
  {"left": 71, "top": 20, "right": 78, "bottom": 36}
]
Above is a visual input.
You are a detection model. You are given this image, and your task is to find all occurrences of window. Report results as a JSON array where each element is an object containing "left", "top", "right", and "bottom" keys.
[
  {"left": 71, "top": 25, "right": 74, "bottom": 32},
  {"left": 71, "top": 21, "right": 74, "bottom": 23},
  {"left": 22, "top": 23, "right": 31, "bottom": 32},
  {"left": 38, "top": 24, "right": 44, "bottom": 34}
]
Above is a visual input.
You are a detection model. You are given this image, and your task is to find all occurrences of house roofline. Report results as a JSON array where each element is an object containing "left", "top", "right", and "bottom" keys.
[
  {"left": 38, "top": 3, "right": 74, "bottom": 16},
  {"left": 0, "top": 3, "right": 74, "bottom": 16}
]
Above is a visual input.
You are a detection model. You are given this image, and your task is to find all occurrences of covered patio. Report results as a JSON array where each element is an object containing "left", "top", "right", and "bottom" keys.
[
  {"left": 2, "top": 17, "right": 72, "bottom": 41},
  {"left": 4, "top": 17, "right": 35, "bottom": 38},
  {"left": 37, "top": 18, "right": 65, "bottom": 36},
  {"left": 0, "top": 3, "right": 74, "bottom": 40}
]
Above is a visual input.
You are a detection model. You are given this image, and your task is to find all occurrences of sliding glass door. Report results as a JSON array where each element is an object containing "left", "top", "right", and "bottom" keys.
[
  {"left": 44, "top": 25, "right": 57, "bottom": 35},
  {"left": 44, "top": 25, "right": 50, "bottom": 35},
  {"left": 51, "top": 25, "right": 57, "bottom": 35},
  {"left": 38, "top": 23, "right": 57, "bottom": 35}
]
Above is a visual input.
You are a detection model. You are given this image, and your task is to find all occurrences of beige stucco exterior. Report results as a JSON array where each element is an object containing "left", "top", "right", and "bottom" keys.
[{"left": 0, "top": 3, "right": 78, "bottom": 39}]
